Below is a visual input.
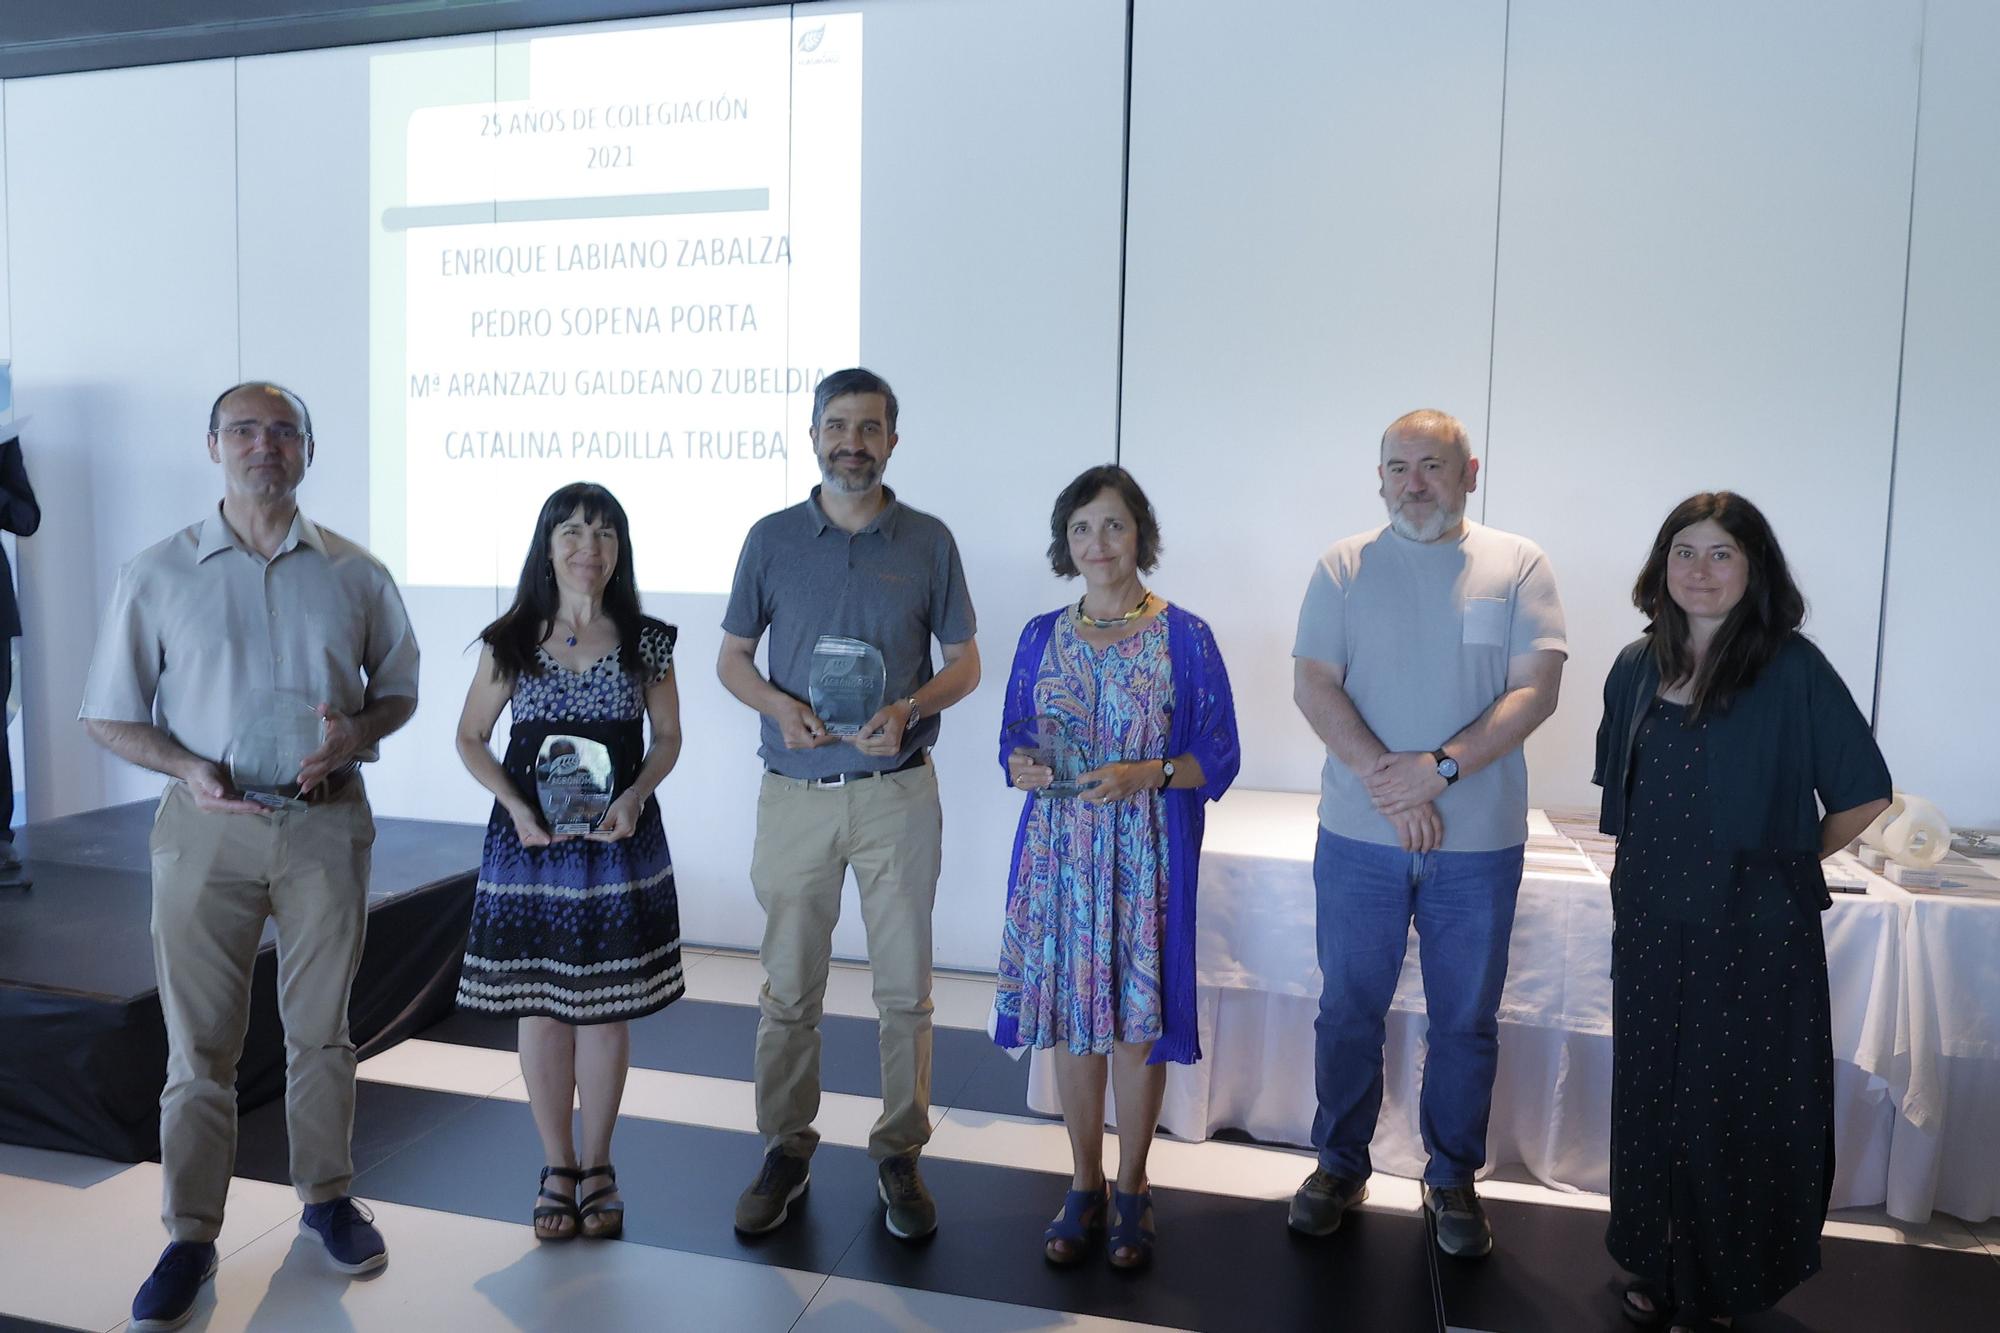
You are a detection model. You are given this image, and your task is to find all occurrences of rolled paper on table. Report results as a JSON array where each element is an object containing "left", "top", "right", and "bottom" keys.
[{"left": 1860, "top": 792, "right": 1952, "bottom": 868}]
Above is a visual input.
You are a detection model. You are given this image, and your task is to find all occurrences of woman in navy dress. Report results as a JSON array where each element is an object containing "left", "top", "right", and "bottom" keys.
[
  {"left": 1595, "top": 493, "right": 1890, "bottom": 1331},
  {"left": 454, "top": 483, "right": 685, "bottom": 1241}
]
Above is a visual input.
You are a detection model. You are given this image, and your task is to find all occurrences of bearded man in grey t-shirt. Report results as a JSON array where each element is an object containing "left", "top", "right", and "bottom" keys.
[{"left": 1285, "top": 409, "right": 1567, "bottom": 1260}]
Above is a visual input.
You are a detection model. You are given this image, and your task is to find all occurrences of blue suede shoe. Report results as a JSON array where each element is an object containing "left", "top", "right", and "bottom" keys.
[
  {"left": 300, "top": 1197, "right": 388, "bottom": 1273},
  {"left": 131, "top": 1241, "right": 217, "bottom": 1331}
]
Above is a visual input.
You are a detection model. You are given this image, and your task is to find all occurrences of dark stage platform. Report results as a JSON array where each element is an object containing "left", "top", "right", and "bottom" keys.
[{"left": 0, "top": 798, "right": 484, "bottom": 1161}]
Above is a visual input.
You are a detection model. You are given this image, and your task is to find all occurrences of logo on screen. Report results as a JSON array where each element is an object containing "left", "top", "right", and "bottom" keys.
[{"left": 798, "top": 25, "right": 826, "bottom": 53}]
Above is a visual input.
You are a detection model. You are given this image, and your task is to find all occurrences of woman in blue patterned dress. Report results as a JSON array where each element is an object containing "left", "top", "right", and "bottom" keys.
[
  {"left": 993, "top": 466, "right": 1239, "bottom": 1270},
  {"left": 454, "top": 482, "right": 685, "bottom": 1242}
]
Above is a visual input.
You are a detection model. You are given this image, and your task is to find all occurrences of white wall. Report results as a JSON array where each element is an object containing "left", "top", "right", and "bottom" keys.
[
  {"left": 5, "top": 61, "right": 241, "bottom": 819},
  {"left": 1875, "top": 0, "right": 2000, "bottom": 829},
  {"left": 1119, "top": 0, "right": 1507, "bottom": 792},
  {"left": 1, "top": 91, "right": 16, "bottom": 827},
  {"left": 0, "top": 0, "right": 1991, "bottom": 971},
  {"left": 1486, "top": 0, "right": 1923, "bottom": 812}
]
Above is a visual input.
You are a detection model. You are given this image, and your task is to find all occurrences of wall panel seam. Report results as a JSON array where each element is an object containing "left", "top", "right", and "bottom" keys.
[
  {"left": 1872, "top": 0, "right": 1929, "bottom": 731},
  {"left": 1112, "top": 0, "right": 1135, "bottom": 465},
  {"left": 1479, "top": 0, "right": 1511, "bottom": 525}
]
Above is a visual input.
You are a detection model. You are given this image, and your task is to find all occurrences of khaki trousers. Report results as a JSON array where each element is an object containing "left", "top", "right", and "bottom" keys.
[
  {"left": 750, "top": 760, "right": 942, "bottom": 1161},
  {"left": 150, "top": 779, "right": 375, "bottom": 1242}
]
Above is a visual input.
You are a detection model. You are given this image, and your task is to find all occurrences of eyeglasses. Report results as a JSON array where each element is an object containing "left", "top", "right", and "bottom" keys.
[{"left": 214, "top": 423, "right": 308, "bottom": 444}]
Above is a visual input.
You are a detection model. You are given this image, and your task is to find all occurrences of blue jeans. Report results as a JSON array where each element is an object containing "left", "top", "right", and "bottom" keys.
[{"left": 1310, "top": 827, "right": 1524, "bottom": 1187}]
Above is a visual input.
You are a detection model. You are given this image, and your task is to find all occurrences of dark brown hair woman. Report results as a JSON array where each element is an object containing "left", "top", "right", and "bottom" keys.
[{"left": 1594, "top": 492, "right": 1891, "bottom": 1332}]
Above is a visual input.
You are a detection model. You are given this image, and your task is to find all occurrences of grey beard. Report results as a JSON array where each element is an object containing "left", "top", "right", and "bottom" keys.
[
  {"left": 819, "top": 457, "right": 883, "bottom": 494},
  {"left": 1387, "top": 498, "right": 1463, "bottom": 543}
]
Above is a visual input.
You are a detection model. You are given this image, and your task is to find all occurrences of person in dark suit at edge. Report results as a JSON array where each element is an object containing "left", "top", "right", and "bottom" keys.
[{"left": 0, "top": 428, "right": 39, "bottom": 888}]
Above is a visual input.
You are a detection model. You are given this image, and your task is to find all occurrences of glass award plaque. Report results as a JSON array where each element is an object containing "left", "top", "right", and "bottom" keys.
[
  {"left": 809, "top": 635, "right": 886, "bottom": 736},
  {"left": 1024, "top": 713, "right": 1095, "bottom": 798},
  {"left": 535, "top": 735, "right": 617, "bottom": 835},
  {"left": 224, "top": 690, "right": 323, "bottom": 809}
]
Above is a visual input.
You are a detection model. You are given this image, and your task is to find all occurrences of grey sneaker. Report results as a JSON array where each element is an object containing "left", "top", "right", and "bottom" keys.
[
  {"left": 1287, "top": 1169, "right": 1368, "bottom": 1235},
  {"left": 734, "top": 1148, "right": 810, "bottom": 1235},
  {"left": 876, "top": 1153, "right": 937, "bottom": 1240},
  {"left": 1425, "top": 1184, "right": 1493, "bottom": 1257}
]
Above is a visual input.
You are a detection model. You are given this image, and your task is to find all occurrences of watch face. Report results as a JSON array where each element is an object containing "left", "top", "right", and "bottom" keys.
[{"left": 1437, "top": 757, "right": 1459, "bottom": 779}]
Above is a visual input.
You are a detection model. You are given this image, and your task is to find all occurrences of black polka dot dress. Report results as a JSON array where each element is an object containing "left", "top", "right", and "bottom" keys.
[{"left": 1605, "top": 698, "right": 1835, "bottom": 1321}]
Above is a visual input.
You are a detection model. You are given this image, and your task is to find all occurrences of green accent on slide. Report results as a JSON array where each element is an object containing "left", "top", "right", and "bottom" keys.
[
  {"left": 496, "top": 38, "right": 530, "bottom": 100},
  {"left": 381, "top": 188, "right": 771, "bottom": 231}
]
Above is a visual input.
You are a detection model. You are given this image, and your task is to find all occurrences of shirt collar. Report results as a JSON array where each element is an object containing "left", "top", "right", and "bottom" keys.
[
  {"left": 805, "top": 485, "right": 902, "bottom": 539},
  {"left": 196, "top": 503, "right": 327, "bottom": 563}
]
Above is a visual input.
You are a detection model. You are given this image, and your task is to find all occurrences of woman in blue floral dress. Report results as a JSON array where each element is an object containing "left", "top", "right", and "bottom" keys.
[
  {"left": 994, "top": 466, "right": 1239, "bottom": 1270},
  {"left": 454, "top": 483, "right": 684, "bottom": 1242}
]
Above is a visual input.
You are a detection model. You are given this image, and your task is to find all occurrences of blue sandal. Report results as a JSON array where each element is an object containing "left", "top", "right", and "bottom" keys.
[
  {"left": 1043, "top": 1183, "right": 1108, "bottom": 1265},
  {"left": 1108, "top": 1188, "right": 1155, "bottom": 1270}
]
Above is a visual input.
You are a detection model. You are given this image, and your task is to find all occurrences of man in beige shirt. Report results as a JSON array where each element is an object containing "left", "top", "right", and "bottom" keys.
[{"left": 80, "top": 382, "right": 419, "bottom": 1331}]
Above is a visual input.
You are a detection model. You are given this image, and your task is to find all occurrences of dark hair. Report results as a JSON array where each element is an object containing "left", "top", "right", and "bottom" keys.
[
  {"left": 477, "top": 483, "right": 658, "bottom": 682},
  {"left": 811, "top": 367, "right": 898, "bottom": 434},
  {"left": 1047, "top": 465, "right": 1162, "bottom": 578},
  {"left": 1631, "top": 491, "right": 1806, "bottom": 717},
  {"left": 208, "top": 381, "right": 314, "bottom": 437}
]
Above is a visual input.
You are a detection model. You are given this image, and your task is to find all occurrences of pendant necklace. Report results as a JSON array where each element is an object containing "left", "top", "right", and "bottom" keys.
[{"left": 1075, "top": 590, "right": 1152, "bottom": 630}]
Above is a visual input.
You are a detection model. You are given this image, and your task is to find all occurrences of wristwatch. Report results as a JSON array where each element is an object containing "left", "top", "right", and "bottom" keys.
[
  {"left": 1432, "top": 749, "right": 1460, "bottom": 785},
  {"left": 1159, "top": 757, "right": 1177, "bottom": 789},
  {"left": 903, "top": 696, "right": 922, "bottom": 729}
]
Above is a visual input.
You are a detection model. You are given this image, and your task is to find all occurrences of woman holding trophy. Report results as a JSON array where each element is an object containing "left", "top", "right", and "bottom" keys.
[
  {"left": 454, "top": 482, "right": 684, "bottom": 1242},
  {"left": 992, "top": 466, "right": 1240, "bottom": 1270}
]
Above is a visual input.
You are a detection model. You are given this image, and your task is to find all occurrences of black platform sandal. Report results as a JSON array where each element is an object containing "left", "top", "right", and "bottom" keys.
[
  {"left": 579, "top": 1164, "right": 625, "bottom": 1240},
  {"left": 534, "top": 1165, "right": 581, "bottom": 1241}
]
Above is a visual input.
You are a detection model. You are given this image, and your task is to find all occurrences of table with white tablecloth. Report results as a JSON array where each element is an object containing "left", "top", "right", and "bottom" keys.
[{"left": 1024, "top": 791, "right": 2000, "bottom": 1223}]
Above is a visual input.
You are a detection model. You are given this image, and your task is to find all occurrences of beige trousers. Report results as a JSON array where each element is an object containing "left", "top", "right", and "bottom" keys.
[
  {"left": 150, "top": 779, "right": 375, "bottom": 1242},
  {"left": 750, "top": 760, "right": 942, "bottom": 1161}
]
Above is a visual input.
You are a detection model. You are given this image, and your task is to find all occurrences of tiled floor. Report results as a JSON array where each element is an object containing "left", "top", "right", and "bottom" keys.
[{"left": 3, "top": 947, "right": 1994, "bottom": 1332}]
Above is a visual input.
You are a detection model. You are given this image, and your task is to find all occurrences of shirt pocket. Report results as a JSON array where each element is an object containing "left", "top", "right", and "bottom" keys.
[{"left": 1462, "top": 596, "right": 1509, "bottom": 648}]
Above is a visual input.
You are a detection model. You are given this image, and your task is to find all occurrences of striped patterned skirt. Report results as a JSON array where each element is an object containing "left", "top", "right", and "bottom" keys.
[{"left": 456, "top": 797, "right": 685, "bottom": 1024}]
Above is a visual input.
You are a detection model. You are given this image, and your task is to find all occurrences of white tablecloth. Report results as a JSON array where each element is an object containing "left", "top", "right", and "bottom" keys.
[{"left": 1026, "top": 791, "right": 2000, "bottom": 1223}]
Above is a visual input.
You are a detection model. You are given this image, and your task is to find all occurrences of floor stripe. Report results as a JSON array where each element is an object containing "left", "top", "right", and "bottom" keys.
[
  {"left": 359, "top": 1039, "right": 1323, "bottom": 1205},
  {"left": 355, "top": 1037, "right": 2000, "bottom": 1255},
  {"left": 415, "top": 993, "right": 1035, "bottom": 1118},
  {"left": 0, "top": 1152, "right": 1193, "bottom": 1333},
  {"left": 680, "top": 948, "right": 1001, "bottom": 1031}
]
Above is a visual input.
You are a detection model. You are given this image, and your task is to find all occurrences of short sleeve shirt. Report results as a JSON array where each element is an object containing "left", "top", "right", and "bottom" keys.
[
  {"left": 79, "top": 506, "right": 421, "bottom": 767},
  {"left": 1293, "top": 521, "right": 1566, "bottom": 851},
  {"left": 722, "top": 486, "right": 976, "bottom": 778}
]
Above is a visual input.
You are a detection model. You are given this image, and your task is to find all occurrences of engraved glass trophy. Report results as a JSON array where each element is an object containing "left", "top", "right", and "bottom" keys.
[
  {"left": 809, "top": 635, "right": 886, "bottom": 736},
  {"left": 535, "top": 735, "right": 617, "bottom": 835},
  {"left": 224, "top": 690, "right": 323, "bottom": 809},
  {"left": 1011, "top": 713, "right": 1094, "bottom": 798}
]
